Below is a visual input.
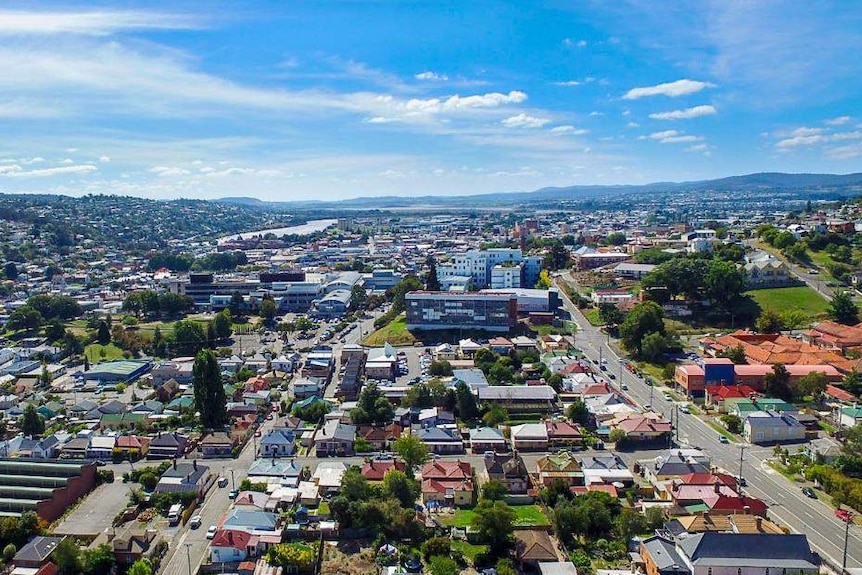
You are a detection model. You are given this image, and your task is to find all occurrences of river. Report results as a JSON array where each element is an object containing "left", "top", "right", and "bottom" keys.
[{"left": 216, "top": 218, "right": 337, "bottom": 244}]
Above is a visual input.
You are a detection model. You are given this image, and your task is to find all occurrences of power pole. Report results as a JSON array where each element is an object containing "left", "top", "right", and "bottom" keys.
[
  {"left": 230, "top": 468, "right": 236, "bottom": 491},
  {"left": 185, "top": 542, "right": 193, "bottom": 575},
  {"left": 843, "top": 511, "right": 853, "bottom": 571},
  {"left": 738, "top": 445, "right": 746, "bottom": 480}
]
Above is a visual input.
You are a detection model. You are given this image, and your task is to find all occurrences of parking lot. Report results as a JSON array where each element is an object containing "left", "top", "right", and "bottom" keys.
[{"left": 55, "top": 479, "right": 133, "bottom": 536}]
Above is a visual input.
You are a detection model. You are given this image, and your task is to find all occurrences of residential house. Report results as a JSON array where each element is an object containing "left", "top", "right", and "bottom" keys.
[
  {"left": 247, "top": 458, "right": 304, "bottom": 488},
  {"left": 469, "top": 427, "right": 507, "bottom": 453},
  {"left": 839, "top": 406, "right": 862, "bottom": 428},
  {"left": 87, "top": 436, "right": 116, "bottom": 460},
  {"left": 536, "top": 452, "right": 583, "bottom": 487},
  {"left": 478, "top": 385, "right": 557, "bottom": 413},
  {"left": 201, "top": 432, "right": 235, "bottom": 458},
  {"left": 210, "top": 530, "right": 255, "bottom": 563},
  {"left": 415, "top": 427, "right": 464, "bottom": 454},
  {"left": 484, "top": 452, "right": 529, "bottom": 494},
  {"left": 676, "top": 532, "right": 819, "bottom": 575},
  {"left": 259, "top": 428, "right": 296, "bottom": 458},
  {"left": 510, "top": 423, "right": 549, "bottom": 451},
  {"left": 147, "top": 432, "right": 187, "bottom": 460},
  {"left": 451, "top": 368, "right": 489, "bottom": 390},
  {"left": 611, "top": 413, "right": 672, "bottom": 442},
  {"left": 640, "top": 536, "right": 691, "bottom": 575},
  {"left": 361, "top": 460, "right": 407, "bottom": 483},
  {"left": 579, "top": 455, "right": 636, "bottom": 487},
  {"left": 420, "top": 460, "right": 474, "bottom": 506},
  {"left": 515, "top": 530, "right": 558, "bottom": 566},
  {"left": 114, "top": 435, "right": 150, "bottom": 459},
  {"left": 112, "top": 528, "right": 162, "bottom": 566},
  {"left": 356, "top": 424, "right": 402, "bottom": 452},
  {"left": 545, "top": 421, "right": 582, "bottom": 448},
  {"left": 743, "top": 411, "right": 807, "bottom": 444},
  {"left": 314, "top": 419, "right": 356, "bottom": 457},
  {"left": 313, "top": 461, "right": 348, "bottom": 493},
  {"left": 13, "top": 536, "right": 65, "bottom": 568},
  {"left": 154, "top": 461, "right": 212, "bottom": 497}
]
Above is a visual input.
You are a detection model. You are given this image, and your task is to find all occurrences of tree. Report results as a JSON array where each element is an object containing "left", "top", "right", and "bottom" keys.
[
  {"left": 421, "top": 537, "right": 451, "bottom": 562},
  {"left": 4, "top": 262, "right": 17, "bottom": 280},
  {"left": 616, "top": 508, "right": 648, "bottom": 543},
  {"left": 213, "top": 309, "right": 232, "bottom": 340},
  {"left": 292, "top": 400, "right": 330, "bottom": 422},
  {"left": 721, "top": 414, "right": 743, "bottom": 434},
  {"left": 138, "top": 472, "right": 158, "bottom": 491},
  {"left": 482, "top": 479, "right": 508, "bottom": 501},
  {"left": 96, "top": 320, "right": 111, "bottom": 345},
  {"left": 40, "top": 365, "right": 52, "bottom": 387},
  {"left": 535, "top": 269, "right": 553, "bottom": 290},
  {"left": 606, "top": 232, "right": 627, "bottom": 246},
  {"left": 428, "top": 360, "right": 453, "bottom": 377},
  {"left": 609, "top": 428, "right": 627, "bottom": 446},
  {"left": 127, "top": 560, "right": 153, "bottom": 575},
  {"left": 619, "top": 301, "right": 665, "bottom": 357},
  {"left": 764, "top": 363, "right": 793, "bottom": 402},
  {"left": 44, "top": 320, "right": 65, "bottom": 342},
  {"left": 545, "top": 241, "right": 571, "bottom": 271},
  {"left": 641, "top": 332, "right": 667, "bottom": 362},
  {"left": 350, "top": 283, "right": 368, "bottom": 311},
  {"left": 428, "top": 555, "right": 460, "bottom": 575},
  {"left": 844, "top": 370, "right": 862, "bottom": 397},
  {"left": 351, "top": 382, "right": 395, "bottom": 425},
  {"left": 425, "top": 256, "right": 441, "bottom": 291},
  {"left": 7, "top": 306, "right": 43, "bottom": 331},
  {"left": 54, "top": 538, "right": 83, "bottom": 575},
  {"left": 496, "top": 559, "right": 517, "bottom": 575},
  {"left": 717, "top": 344, "right": 747, "bottom": 364},
  {"left": 471, "top": 499, "right": 516, "bottom": 552},
  {"left": 704, "top": 259, "right": 747, "bottom": 311},
  {"left": 483, "top": 405, "right": 509, "bottom": 427},
  {"left": 393, "top": 433, "right": 430, "bottom": 478},
  {"left": 566, "top": 400, "right": 590, "bottom": 427},
  {"left": 644, "top": 506, "right": 666, "bottom": 530},
  {"left": 598, "top": 303, "right": 625, "bottom": 327},
  {"left": 795, "top": 371, "right": 828, "bottom": 400},
  {"left": 192, "top": 349, "right": 227, "bottom": 429},
  {"left": 20, "top": 404, "right": 44, "bottom": 437},
  {"left": 266, "top": 543, "right": 316, "bottom": 574},
  {"left": 756, "top": 308, "right": 785, "bottom": 333},
  {"left": 3, "top": 543, "right": 16, "bottom": 562},
  {"left": 842, "top": 423, "right": 862, "bottom": 459},
  {"left": 829, "top": 291, "right": 859, "bottom": 325},
  {"left": 403, "top": 383, "right": 433, "bottom": 408},
  {"left": 340, "top": 467, "right": 369, "bottom": 501},
  {"left": 84, "top": 543, "right": 115, "bottom": 575},
  {"left": 455, "top": 381, "right": 479, "bottom": 420},
  {"left": 382, "top": 469, "right": 420, "bottom": 508},
  {"left": 172, "top": 319, "right": 207, "bottom": 356},
  {"left": 228, "top": 291, "right": 245, "bottom": 316},
  {"left": 260, "top": 298, "right": 278, "bottom": 323}
]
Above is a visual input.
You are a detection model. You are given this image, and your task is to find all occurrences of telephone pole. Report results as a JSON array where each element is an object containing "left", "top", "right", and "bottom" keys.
[{"left": 738, "top": 445, "right": 746, "bottom": 480}]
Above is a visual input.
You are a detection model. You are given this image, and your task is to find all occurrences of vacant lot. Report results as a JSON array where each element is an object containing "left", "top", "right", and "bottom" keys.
[
  {"left": 84, "top": 343, "right": 127, "bottom": 362},
  {"left": 363, "top": 314, "right": 417, "bottom": 347},
  {"left": 746, "top": 286, "right": 829, "bottom": 322},
  {"left": 439, "top": 504, "right": 551, "bottom": 528},
  {"left": 320, "top": 541, "right": 377, "bottom": 575}
]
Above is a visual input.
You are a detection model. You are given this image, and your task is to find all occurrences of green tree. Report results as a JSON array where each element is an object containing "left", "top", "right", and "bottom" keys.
[
  {"left": 382, "top": 469, "right": 420, "bottom": 508},
  {"left": 340, "top": 467, "right": 369, "bottom": 501},
  {"left": 96, "top": 320, "right": 111, "bottom": 345},
  {"left": 829, "top": 291, "right": 859, "bottom": 325},
  {"left": 192, "top": 349, "right": 227, "bottom": 429},
  {"left": 795, "top": 371, "right": 829, "bottom": 400},
  {"left": 545, "top": 241, "right": 572, "bottom": 271},
  {"left": 3, "top": 543, "right": 16, "bottom": 562},
  {"left": 764, "top": 363, "right": 793, "bottom": 402},
  {"left": 260, "top": 298, "right": 278, "bottom": 323},
  {"left": 482, "top": 479, "right": 508, "bottom": 501},
  {"left": 53, "top": 538, "right": 83, "bottom": 575},
  {"left": 455, "top": 381, "right": 479, "bottom": 420},
  {"left": 425, "top": 256, "right": 441, "bottom": 291},
  {"left": 566, "top": 400, "right": 590, "bottom": 427},
  {"left": 428, "top": 360, "right": 453, "bottom": 377},
  {"left": 721, "top": 414, "right": 743, "bottom": 434},
  {"left": 842, "top": 423, "right": 862, "bottom": 459},
  {"left": 641, "top": 332, "right": 667, "bottom": 362},
  {"left": 266, "top": 543, "right": 316, "bottom": 574},
  {"left": 389, "top": 275, "right": 424, "bottom": 313},
  {"left": 44, "top": 320, "right": 65, "bottom": 342},
  {"left": 844, "top": 369, "right": 862, "bottom": 397},
  {"left": 213, "top": 309, "right": 232, "bottom": 340},
  {"left": 351, "top": 382, "right": 395, "bottom": 425},
  {"left": 616, "top": 508, "right": 648, "bottom": 543},
  {"left": 421, "top": 538, "right": 451, "bottom": 562},
  {"left": 598, "top": 303, "right": 625, "bottom": 326},
  {"left": 20, "top": 404, "right": 44, "bottom": 437},
  {"left": 4, "top": 262, "right": 18, "bottom": 280},
  {"left": 171, "top": 319, "right": 207, "bottom": 356},
  {"left": 756, "top": 308, "right": 785, "bottom": 333},
  {"left": 471, "top": 499, "right": 516, "bottom": 552},
  {"left": 127, "top": 560, "right": 153, "bottom": 575},
  {"left": 609, "top": 428, "right": 627, "bottom": 445},
  {"left": 483, "top": 405, "right": 509, "bottom": 427},
  {"left": 228, "top": 291, "right": 245, "bottom": 316},
  {"left": 393, "top": 433, "right": 430, "bottom": 479},
  {"left": 704, "top": 259, "right": 747, "bottom": 311},
  {"left": 350, "top": 283, "right": 368, "bottom": 311},
  {"left": 138, "top": 472, "right": 158, "bottom": 491},
  {"left": 606, "top": 232, "right": 627, "bottom": 246},
  {"left": 7, "top": 306, "right": 43, "bottom": 331},
  {"left": 429, "top": 555, "right": 460, "bottom": 575},
  {"left": 717, "top": 344, "right": 747, "bottom": 364},
  {"left": 496, "top": 559, "right": 517, "bottom": 575},
  {"left": 619, "top": 301, "right": 665, "bottom": 357},
  {"left": 84, "top": 543, "right": 115, "bottom": 575}
]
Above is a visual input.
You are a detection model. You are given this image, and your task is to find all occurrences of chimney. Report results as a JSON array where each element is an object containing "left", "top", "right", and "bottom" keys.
[
  {"left": 173, "top": 458, "right": 177, "bottom": 470},
  {"left": 714, "top": 481, "right": 721, "bottom": 494},
  {"left": 192, "top": 459, "right": 197, "bottom": 471},
  {"left": 756, "top": 516, "right": 763, "bottom": 530}
]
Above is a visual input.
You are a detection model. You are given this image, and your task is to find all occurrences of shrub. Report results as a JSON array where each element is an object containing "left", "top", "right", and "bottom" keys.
[{"left": 138, "top": 472, "right": 158, "bottom": 491}]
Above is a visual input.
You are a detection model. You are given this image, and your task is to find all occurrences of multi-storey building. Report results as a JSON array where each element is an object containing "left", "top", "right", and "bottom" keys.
[
  {"left": 436, "top": 249, "right": 542, "bottom": 289},
  {"left": 405, "top": 291, "right": 518, "bottom": 331}
]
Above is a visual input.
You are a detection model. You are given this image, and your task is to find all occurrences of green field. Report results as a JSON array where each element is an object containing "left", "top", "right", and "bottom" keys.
[
  {"left": 84, "top": 343, "right": 127, "bottom": 362},
  {"left": 363, "top": 314, "right": 417, "bottom": 347},
  {"left": 583, "top": 307, "right": 604, "bottom": 326},
  {"left": 746, "top": 286, "right": 829, "bottom": 323},
  {"left": 439, "top": 505, "right": 550, "bottom": 528}
]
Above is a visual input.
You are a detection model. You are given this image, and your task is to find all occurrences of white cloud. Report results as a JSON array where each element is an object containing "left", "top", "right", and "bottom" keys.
[
  {"left": 685, "top": 143, "right": 710, "bottom": 152},
  {"left": 549, "top": 125, "right": 588, "bottom": 135},
  {"left": 501, "top": 113, "right": 550, "bottom": 128},
  {"left": 776, "top": 135, "right": 826, "bottom": 149},
  {"left": 647, "top": 130, "right": 703, "bottom": 144},
  {"left": 649, "top": 105, "right": 717, "bottom": 120},
  {"left": 826, "top": 116, "right": 851, "bottom": 126},
  {"left": 623, "top": 79, "right": 714, "bottom": 99},
  {"left": 415, "top": 71, "right": 448, "bottom": 81},
  {"left": 149, "top": 166, "right": 190, "bottom": 177},
  {"left": 0, "top": 10, "right": 199, "bottom": 35},
  {"left": 0, "top": 164, "right": 97, "bottom": 177},
  {"left": 626, "top": 122, "right": 639, "bottom": 128},
  {"left": 364, "top": 116, "right": 399, "bottom": 124},
  {"left": 99, "top": 156, "right": 110, "bottom": 162},
  {"left": 790, "top": 127, "right": 823, "bottom": 137},
  {"left": 552, "top": 80, "right": 581, "bottom": 86},
  {"left": 832, "top": 131, "right": 862, "bottom": 141}
]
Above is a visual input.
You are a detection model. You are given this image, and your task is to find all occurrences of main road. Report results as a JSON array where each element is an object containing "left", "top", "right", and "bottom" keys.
[{"left": 555, "top": 276, "right": 862, "bottom": 569}]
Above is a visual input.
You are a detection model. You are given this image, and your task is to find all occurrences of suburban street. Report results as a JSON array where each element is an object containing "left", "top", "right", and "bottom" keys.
[{"left": 555, "top": 276, "right": 862, "bottom": 569}]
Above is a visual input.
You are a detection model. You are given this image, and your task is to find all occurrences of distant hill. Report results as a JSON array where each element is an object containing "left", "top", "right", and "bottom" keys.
[{"left": 216, "top": 172, "right": 862, "bottom": 209}]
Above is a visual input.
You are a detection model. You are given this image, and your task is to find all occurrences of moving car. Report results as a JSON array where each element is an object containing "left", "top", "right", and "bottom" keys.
[
  {"left": 189, "top": 515, "right": 202, "bottom": 529},
  {"left": 206, "top": 525, "right": 218, "bottom": 539},
  {"left": 802, "top": 487, "right": 816, "bottom": 498},
  {"left": 229, "top": 489, "right": 239, "bottom": 499}
]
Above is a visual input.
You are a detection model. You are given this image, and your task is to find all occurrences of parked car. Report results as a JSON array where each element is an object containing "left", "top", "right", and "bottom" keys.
[
  {"left": 718, "top": 435, "right": 730, "bottom": 444},
  {"left": 189, "top": 515, "right": 202, "bottom": 529},
  {"left": 836, "top": 509, "right": 853, "bottom": 521},
  {"left": 802, "top": 487, "right": 816, "bottom": 498},
  {"left": 229, "top": 489, "right": 239, "bottom": 499}
]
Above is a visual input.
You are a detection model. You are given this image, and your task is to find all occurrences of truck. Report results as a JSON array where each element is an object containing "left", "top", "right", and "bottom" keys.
[{"left": 168, "top": 503, "right": 182, "bottom": 526}]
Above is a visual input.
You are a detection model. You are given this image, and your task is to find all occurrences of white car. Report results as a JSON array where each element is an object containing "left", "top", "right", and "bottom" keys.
[
  {"left": 206, "top": 525, "right": 218, "bottom": 539},
  {"left": 189, "top": 515, "right": 202, "bottom": 529}
]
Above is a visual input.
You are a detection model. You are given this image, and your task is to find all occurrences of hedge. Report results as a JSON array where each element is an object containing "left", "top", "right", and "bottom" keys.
[{"left": 806, "top": 464, "right": 862, "bottom": 511}]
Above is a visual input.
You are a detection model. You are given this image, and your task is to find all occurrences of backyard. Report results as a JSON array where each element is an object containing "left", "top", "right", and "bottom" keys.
[{"left": 438, "top": 504, "right": 551, "bottom": 528}]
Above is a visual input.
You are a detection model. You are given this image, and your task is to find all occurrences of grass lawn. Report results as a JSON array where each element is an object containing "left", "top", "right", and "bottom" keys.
[
  {"left": 363, "top": 314, "right": 417, "bottom": 346},
  {"left": 450, "top": 540, "right": 488, "bottom": 564},
  {"left": 84, "top": 343, "right": 126, "bottom": 363},
  {"left": 705, "top": 420, "right": 737, "bottom": 443},
  {"left": 583, "top": 307, "right": 604, "bottom": 326},
  {"left": 440, "top": 505, "right": 550, "bottom": 528},
  {"left": 530, "top": 324, "right": 568, "bottom": 337},
  {"left": 746, "top": 286, "right": 829, "bottom": 322}
]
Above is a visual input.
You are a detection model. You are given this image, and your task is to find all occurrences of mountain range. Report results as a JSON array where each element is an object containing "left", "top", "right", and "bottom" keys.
[{"left": 218, "top": 172, "right": 862, "bottom": 209}]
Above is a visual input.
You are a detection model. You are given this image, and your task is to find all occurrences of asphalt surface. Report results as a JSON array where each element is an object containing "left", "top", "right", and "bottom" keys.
[{"left": 555, "top": 276, "right": 862, "bottom": 569}]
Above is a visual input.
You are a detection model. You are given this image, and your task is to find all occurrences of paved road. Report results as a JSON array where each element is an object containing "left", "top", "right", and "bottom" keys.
[{"left": 555, "top": 276, "right": 862, "bottom": 569}]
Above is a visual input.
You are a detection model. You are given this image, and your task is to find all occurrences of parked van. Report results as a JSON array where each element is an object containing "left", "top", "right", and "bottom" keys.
[{"left": 168, "top": 503, "right": 182, "bottom": 525}]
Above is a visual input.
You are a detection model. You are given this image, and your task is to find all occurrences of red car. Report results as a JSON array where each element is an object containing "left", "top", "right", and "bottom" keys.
[{"left": 836, "top": 509, "right": 853, "bottom": 522}]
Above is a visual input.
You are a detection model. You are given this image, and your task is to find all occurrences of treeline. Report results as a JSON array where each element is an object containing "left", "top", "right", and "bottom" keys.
[
  {"left": 147, "top": 250, "right": 248, "bottom": 272},
  {"left": 122, "top": 290, "right": 195, "bottom": 318}
]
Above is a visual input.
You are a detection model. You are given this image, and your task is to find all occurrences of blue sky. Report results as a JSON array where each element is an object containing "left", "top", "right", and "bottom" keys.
[{"left": 0, "top": 1, "right": 861, "bottom": 200}]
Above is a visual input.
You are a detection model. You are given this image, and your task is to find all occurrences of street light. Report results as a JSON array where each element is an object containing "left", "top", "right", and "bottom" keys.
[
  {"left": 184, "top": 543, "right": 193, "bottom": 575},
  {"left": 230, "top": 469, "right": 235, "bottom": 491},
  {"left": 840, "top": 509, "right": 854, "bottom": 571},
  {"left": 738, "top": 445, "right": 746, "bottom": 481}
]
